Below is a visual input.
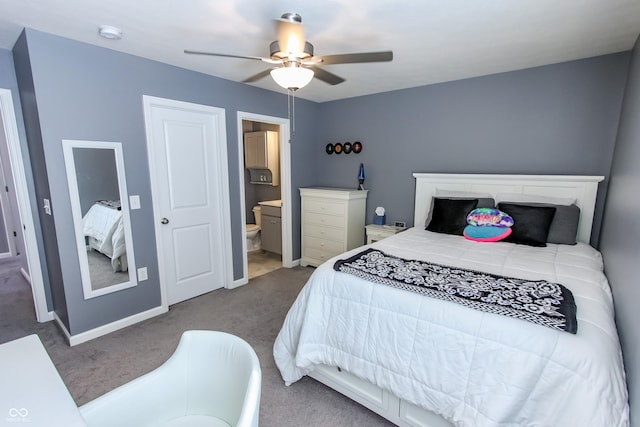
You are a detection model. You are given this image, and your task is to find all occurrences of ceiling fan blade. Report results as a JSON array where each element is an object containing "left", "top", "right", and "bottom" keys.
[
  {"left": 242, "top": 68, "right": 275, "bottom": 83},
  {"left": 316, "top": 51, "right": 393, "bottom": 65},
  {"left": 308, "top": 66, "right": 345, "bottom": 85},
  {"left": 275, "top": 16, "right": 306, "bottom": 54},
  {"left": 184, "top": 50, "right": 264, "bottom": 61},
  {"left": 184, "top": 50, "right": 282, "bottom": 64}
]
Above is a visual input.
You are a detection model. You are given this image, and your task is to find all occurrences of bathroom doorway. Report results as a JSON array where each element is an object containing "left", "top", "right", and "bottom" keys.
[{"left": 237, "top": 112, "right": 292, "bottom": 282}]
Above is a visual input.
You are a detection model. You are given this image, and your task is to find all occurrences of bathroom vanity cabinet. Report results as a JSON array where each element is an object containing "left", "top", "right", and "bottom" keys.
[
  {"left": 244, "top": 131, "right": 279, "bottom": 186},
  {"left": 260, "top": 205, "right": 282, "bottom": 255}
]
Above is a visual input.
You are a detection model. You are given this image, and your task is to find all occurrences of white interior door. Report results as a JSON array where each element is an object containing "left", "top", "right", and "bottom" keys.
[{"left": 144, "top": 96, "right": 231, "bottom": 305}]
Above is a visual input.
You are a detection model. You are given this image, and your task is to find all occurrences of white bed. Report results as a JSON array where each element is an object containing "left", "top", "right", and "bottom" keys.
[
  {"left": 83, "top": 202, "right": 128, "bottom": 272},
  {"left": 274, "top": 174, "right": 629, "bottom": 426}
]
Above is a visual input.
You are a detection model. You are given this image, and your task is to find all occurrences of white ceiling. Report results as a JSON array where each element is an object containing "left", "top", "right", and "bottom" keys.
[{"left": 1, "top": 0, "right": 639, "bottom": 103}]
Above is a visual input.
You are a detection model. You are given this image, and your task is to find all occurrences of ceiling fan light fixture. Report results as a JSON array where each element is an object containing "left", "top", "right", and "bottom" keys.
[{"left": 270, "top": 66, "right": 314, "bottom": 90}]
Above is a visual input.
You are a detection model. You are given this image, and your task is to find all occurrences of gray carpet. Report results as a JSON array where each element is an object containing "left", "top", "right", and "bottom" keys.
[
  {"left": 86, "top": 250, "right": 129, "bottom": 290},
  {"left": 0, "top": 260, "right": 394, "bottom": 426}
]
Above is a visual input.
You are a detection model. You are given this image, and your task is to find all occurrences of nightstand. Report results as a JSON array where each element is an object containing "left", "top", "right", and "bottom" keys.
[{"left": 365, "top": 224, "right": 407, "bottom": 244}]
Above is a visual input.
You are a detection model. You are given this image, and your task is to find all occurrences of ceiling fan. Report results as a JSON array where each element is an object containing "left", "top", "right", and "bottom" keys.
[{"left": 185, "top": 12, "right": 393, "bottom": 91}]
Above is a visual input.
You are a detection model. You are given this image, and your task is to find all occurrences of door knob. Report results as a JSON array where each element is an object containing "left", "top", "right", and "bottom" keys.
[{"left": 161, "top": 217, "right": 169, "bottom": 224}]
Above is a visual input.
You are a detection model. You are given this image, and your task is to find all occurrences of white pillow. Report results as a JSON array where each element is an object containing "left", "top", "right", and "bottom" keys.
[{"left": 495, "top": 192, "right": 576, "bottom": 206}]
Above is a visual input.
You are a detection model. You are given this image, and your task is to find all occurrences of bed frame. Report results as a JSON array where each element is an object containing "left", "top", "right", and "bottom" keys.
[{"left": 308, "top": 173, "right": 605, "bottom": 426}]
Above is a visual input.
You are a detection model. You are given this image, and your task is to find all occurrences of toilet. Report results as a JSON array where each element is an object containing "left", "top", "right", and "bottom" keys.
[{"left": 246, "top": 206, "right": 262, "bottom": 251}]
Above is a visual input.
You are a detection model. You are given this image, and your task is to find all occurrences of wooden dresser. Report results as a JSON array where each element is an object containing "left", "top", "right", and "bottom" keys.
[{"left": 300, "top": 187, "right": 368, "bottom": 267}]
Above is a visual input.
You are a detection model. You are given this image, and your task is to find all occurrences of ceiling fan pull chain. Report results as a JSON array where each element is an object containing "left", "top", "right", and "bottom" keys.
[{"left": 287, "top": 88, "right": 296, "bottom": 142}]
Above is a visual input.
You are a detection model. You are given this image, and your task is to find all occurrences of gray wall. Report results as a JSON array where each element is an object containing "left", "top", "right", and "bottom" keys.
[
  {"left": 13, "top": 29, "right": 318, "bottom": 335},
  {"left": 13, "top": 33, "right": 69, "bottom": 326},
  {"left": 72, "top": 147, "right": 120, "bottom": 216},
  {"left": 315, "top": 53, "right": 630, "bottom": 246},
  {"left": 600, "top": 36, "right": 640, "bottom": 426}
]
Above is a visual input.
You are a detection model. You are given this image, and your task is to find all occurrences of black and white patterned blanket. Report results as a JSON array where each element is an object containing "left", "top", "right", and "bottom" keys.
[{"left": 334, "top": 248, "right": 577, "bottom": 333}]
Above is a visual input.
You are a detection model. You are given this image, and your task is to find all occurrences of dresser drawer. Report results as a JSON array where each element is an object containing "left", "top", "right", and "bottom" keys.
[
  {"left": 304, "top": 249, "right": 342, "bottom": 267},
  {"left": 304, "top": 212, "right": 345, "bottom": 228},
  {"left": 304, "top": 236, "right": 344, "bottom": 253},
  {"left": 304, "top": 242, "right": 344, "bottom": 263},
  {"left": 304, "top": 198, "right": 346, "bottom": 216},
  {"left": 304, "top": 224, "right": 345, "bottom": 242}
]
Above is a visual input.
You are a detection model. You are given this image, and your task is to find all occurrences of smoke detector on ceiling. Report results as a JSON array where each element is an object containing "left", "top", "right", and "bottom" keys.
[{"left": 98, "top": 25, "right": 122, "bottom": 40}]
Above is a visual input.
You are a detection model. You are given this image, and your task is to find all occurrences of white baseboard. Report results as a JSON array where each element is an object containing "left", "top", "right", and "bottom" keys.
[
  {"left": 56, "top": 305, "right": 168, "bottom": 346},
  {"left": 21, "top": 268, "right": 55, "bottom": 322},
  {"left": 229, "top": 277, "right": 249, "bottom": 289},
  {"left": 53, "top": 312, "right": 72, "bottom": 343},
  {"left": 20, "top": 267, "right": 31, "bottom": 284},
  {"left": 285, "top": 258, "right": 301, "bottom": 268}
]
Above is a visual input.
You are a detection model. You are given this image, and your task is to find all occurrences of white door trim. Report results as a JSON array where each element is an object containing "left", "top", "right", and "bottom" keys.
[
  {"left": 143, "top": 95, "right": 233, "bottom": 309},
  {"left": 0, "top": 88, "right": 51, "bottom": 322},
  {"left": 236, "top": 111, "right": 294, "bottom": 286}
]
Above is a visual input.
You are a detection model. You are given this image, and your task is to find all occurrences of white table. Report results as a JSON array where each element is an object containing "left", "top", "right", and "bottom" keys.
[
  {"left": 365, "top": 224, "right": 407, "bottom": 244},
  {"left": 0, "top": 335, "right": 87, "bottom": 426}
]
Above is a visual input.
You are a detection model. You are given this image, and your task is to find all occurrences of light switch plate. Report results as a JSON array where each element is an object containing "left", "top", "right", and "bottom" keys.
[
  {"left": 43, "top": 198, "right": 52, "bottom": 215},
  {"left": 137, "top": 267, "right": 148, "bottom": 281},
  {"left": 129, "top": 195, "right": 141, "bottom": 210}
]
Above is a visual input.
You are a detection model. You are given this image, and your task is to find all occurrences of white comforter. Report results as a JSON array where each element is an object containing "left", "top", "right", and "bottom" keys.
[
  {"left": 83, "top": 203, "right": 127, "bottom": 271},
  {"left": 274, "top": 228, "right": 629, "bottom": 426}
]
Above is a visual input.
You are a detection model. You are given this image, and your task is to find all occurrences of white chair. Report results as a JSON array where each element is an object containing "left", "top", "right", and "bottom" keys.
[{"left": 80, "top": 330, "right": 261, "bottom": 427}]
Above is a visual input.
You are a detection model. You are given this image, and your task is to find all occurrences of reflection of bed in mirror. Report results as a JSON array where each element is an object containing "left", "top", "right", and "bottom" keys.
[
  {"left": 63, "top": 139, "right": 137, "bottom": 299},
  {"left": 83, "top": 200, "right": 128, "bottom": 272}
]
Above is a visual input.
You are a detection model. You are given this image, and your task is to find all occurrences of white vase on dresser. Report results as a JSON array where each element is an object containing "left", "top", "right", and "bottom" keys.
[{"left": 300, "top": 187, "right": 368, "bottom": 267}]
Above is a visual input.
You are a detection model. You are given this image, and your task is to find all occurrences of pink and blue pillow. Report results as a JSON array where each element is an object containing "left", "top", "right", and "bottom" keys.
[{"left": 463, "top": 208, "right": 514, "bottom": 242}]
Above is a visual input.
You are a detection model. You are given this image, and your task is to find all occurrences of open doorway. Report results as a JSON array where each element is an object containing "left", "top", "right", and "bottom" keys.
[
  {"left": 0, "top": 88, "right": 50, "bottom": 322},
  {"left": 236, "top": 112, "right": 293, "bottom": 283}
]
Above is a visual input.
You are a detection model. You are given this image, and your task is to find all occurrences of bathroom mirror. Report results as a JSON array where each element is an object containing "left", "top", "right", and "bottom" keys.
[{"left": 62, "top": 140, "right": 137, "bottom": 299}]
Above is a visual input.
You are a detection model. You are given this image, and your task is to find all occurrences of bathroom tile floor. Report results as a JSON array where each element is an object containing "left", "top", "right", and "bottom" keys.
[{"left": 248, "top": 250, "right": 282, "bottom": 279}]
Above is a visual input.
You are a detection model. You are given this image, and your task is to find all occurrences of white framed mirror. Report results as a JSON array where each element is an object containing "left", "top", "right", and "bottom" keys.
[{"left": 62, "top": 139, "right": 137, "bottom": 299}]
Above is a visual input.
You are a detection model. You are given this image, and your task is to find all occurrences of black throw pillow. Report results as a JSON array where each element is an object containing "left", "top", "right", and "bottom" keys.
[
  {"left": 426, "top": 198, "right": 479, "bottom": 236},
  {"left": 498, "top": 203, "right": 557, "bottom": 247}
]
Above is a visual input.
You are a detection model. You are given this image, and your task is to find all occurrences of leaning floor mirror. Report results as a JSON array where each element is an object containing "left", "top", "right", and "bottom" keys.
[{"left": 63, "top": 140, "right": 137, "bottom": 299}]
